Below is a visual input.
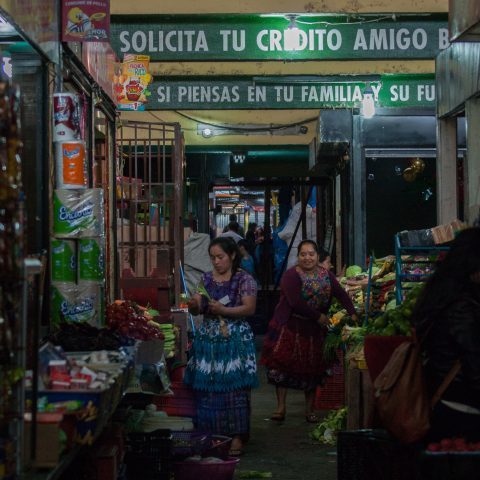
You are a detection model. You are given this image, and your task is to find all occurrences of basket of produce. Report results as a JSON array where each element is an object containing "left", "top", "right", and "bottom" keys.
[
  {"left": 171, "top": 431, "right": 211, "bottom": 457},
  {"left": 173, "top": 457, "right": 239, "bottom": 480},
  {"left": 202, "top": 435, "right": 232, "bottom": 460},
  {"left": 420, "top": 438, "right": 480, "bottom": 480}
]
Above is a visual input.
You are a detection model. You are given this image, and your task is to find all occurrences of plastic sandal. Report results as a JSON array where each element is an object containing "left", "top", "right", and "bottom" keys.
[
  {"left": 305, "top": 413, "right": 320, "bottom": 423},
  {"left": 270, "top": 412, "right": 286, "bottom": 421}
]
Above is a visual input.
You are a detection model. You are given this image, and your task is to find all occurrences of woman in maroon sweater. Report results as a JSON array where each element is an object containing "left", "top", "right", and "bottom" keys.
[{"left": 261, "top": 240, "right": 357, "bottom": 422}]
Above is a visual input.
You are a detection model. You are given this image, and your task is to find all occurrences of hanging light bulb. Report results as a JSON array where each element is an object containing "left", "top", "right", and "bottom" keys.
[
  {"left": 202, "top": 127, "right": 213, "bottom": 138},
  {"left": 284, "top": 14, "right": 301, "bottom": 51},
  {"left": 361, "top": 82, "right": 376, "bottom": 119}
]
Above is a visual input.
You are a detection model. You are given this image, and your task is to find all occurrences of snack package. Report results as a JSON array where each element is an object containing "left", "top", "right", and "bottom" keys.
[{"left": 115, "top": 54, "right": 152, "bottom": 111}]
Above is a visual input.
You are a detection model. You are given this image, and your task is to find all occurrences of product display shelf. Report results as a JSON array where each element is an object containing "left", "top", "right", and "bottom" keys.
[
  {"left": 394, "top": 233, "right": 449, "bottom": 304},
  {"left": 23, "top": 355, "right": 135, "bottom": 480}
]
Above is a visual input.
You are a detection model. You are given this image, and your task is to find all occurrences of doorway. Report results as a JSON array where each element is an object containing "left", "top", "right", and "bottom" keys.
[{"left": 365, "top": 151, "right": 436, "bottom": 258}]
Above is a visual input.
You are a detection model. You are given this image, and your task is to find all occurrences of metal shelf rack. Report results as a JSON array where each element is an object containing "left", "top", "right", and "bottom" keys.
[{"left": 394, "top": 233, "right": 450, "bottom": 304}]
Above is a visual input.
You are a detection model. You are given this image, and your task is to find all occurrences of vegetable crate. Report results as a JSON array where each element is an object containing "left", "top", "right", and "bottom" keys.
[
  {"left": 337, "top": 429, "right": 419, "bottom": 480},
  {"left": 153, "top": 382, "right": 196, "bottom": 418},
  {"left": 315, "top": 350, "right": 345, "bottom": 410},
  {"left": 124, "top": 429, "right": 172, "bottom": 480},
  {"left": 419, "top": 451, "right": 480, "bottom": 480}
]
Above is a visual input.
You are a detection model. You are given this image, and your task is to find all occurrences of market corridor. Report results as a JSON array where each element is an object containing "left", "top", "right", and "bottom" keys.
[{"left": 233, "top": 336, "right": 337, "bottom": 480}]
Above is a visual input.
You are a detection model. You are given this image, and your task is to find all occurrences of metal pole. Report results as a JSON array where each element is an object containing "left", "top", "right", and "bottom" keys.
[{"left": 273, "top": 185, "right": 314, "bottom": 291}]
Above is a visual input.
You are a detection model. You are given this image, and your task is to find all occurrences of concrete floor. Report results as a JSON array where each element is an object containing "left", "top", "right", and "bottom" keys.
[{"left": 234, "top": 336, "right": 338, "bottom": 480}]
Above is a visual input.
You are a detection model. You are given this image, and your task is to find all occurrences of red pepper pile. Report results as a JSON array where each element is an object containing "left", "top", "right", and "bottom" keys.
[{"left": 427, "top": 438, "right": 480, "bottom": 452}]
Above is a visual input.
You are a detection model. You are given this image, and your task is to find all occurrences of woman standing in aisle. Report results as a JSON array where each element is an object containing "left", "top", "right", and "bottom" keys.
[
  {"left": 261, "top": 239, "right": 357, "bottom": 423},
  {"left": 185, "top": 237, "right": 258, "bottom": 456}
]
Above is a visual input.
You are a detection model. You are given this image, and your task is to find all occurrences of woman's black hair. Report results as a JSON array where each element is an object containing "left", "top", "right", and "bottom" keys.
[
  {"left": 414, "top": 227, "right": 480, "bottom": 334},
  {"left": 209, "top": 237, "right": 241, "bottom": 275},
  {"left": 297, "top": 239, "right": 319, "bottom": 255},
  {"left": 317, "top": 247, "right": 331, "bottom": 264}
]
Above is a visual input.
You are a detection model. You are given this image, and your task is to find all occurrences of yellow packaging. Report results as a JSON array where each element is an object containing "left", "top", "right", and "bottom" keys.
[{"left": 115, "top": 55, "right": 152, "bottom": 109}]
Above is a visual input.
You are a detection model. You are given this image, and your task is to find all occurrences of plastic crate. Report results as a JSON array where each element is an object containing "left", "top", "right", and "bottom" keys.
[
  {"left": 171, "top": 431, "right": 210, "bottom": 457},
  {"left": 173, "top": 457, "right": 239, "bottom": 480},
  {"left": 154, "top": 382, "right": 196, "bottom": 418},
  {"left": 125, "top": 429, "right": 172, "bottom": 480},
  {"left": 315, "top": 350, "right": 345, "bottom": 410},
  {"left": 419, "top": 451, "right": 480, "bottom": 480},
  {"left": 337, "top": 429, "right": 419, "bottom": 480}
]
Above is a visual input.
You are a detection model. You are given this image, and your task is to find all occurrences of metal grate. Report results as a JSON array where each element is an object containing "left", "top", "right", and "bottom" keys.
[{"left": 116, "top": 120, "right": 184, "bottom": 303}]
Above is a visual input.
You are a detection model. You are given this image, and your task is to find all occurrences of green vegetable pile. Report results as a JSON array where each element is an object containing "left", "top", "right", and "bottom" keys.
[
  {"left": 345, "top": 265, "right": 362, "bottom": 278},
  {"left": 367, "top": 283, "right": 424, "bottom": 336},
  {"left": 310, "top": 407, "right": 347, "bottom": 445}
]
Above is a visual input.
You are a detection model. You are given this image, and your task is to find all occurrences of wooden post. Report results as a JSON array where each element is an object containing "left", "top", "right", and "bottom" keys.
[
  {"left": 346, "top": 366, "right": 361, "bottom": 430},
  {"left": 436, "top": 116, "right": 458, "bottom": 224},
  {"left": 465, "top": 98, "right": 480, "bottom": 225}
]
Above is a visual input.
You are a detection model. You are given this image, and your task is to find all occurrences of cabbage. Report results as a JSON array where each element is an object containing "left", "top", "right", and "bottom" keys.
[{"left": 346, "top": 265, "right": 362, "bottom": 278}]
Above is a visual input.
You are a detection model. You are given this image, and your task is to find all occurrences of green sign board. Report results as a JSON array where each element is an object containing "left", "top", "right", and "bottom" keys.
[
  {"left": 110, "top": 14, "right": 448, "bottom": 61},
  {"left": 144, "top": 74, "right": 435, "bottom": 110}
]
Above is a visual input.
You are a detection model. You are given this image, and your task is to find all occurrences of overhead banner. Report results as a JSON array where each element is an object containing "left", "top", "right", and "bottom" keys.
[
  {"left": 62, "top": 0, "right": 110, "bottom": 42},
  {"left": 110, "top": 14, "right": 448, "bottom": 61},
  {"left": 145, "top": 74, "right": 435, "bottom": 110}
]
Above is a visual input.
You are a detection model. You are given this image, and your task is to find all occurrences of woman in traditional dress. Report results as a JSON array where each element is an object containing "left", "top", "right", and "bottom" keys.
[
  {"left": 261, "top": 239, "right": 357, "bottom": 423},
  {"left": 185, "top": 237, "right": 258, "bottom": 456}
]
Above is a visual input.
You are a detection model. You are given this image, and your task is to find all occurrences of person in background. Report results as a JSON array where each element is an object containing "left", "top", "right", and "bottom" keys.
[
  {"left": 238, "top": 239, "right": 257, "bottom": 279},
  {"left": 413, "top": 227, "right": 480, "bottom": 443},
  {"left": 185, "top": 237, "right": 258, "bottom": 456},
  {"left": 223, "top": 213, "right": 244, "bottom": 236},
  {"left": 318, "top": 248, "right": 333, "bottom": 271},
  {"left": 261, "top": 239, "right": 358, "bottom": 423},
  {"left": 220, "top": 221, "right": 244, "bottom": 243},
  {"left": 254, "top": 225, "right": 265, "bottom": 262},
  {"left": 245, "top": 222, "right": 257, "bottom": 256},
  {"left": 278, "top": 185, "right": 294, "bottom": 226}
]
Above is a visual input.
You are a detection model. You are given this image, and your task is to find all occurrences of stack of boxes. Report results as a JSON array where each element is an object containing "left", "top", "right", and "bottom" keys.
[{"left": 51, "top": 92, "right": 105, "bottom": 326}]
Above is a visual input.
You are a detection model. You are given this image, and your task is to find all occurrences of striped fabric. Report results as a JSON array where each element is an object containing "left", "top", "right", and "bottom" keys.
[{"left": 195, "top": 389, "right": 251, "bottom": 436}]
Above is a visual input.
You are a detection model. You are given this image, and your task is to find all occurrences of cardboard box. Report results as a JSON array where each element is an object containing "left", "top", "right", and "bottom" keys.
[{"left": 24, "top": 413, "right": 64, "bottom": 468}]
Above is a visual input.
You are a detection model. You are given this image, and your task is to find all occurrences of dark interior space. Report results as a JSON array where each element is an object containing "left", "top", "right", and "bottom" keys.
[{"left": 366, "top": 156, "right": 436, "bottom": 258}]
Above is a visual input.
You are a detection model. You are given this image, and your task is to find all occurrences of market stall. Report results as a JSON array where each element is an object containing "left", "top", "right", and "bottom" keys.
[{"left": 312, "top": 221, "right": 464, "bottom": 449}]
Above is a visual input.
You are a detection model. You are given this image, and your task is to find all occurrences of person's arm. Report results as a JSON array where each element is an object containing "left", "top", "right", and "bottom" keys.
[
  {"left": 329, "top": 271, "right": 357, "bottom": 317},
  {"left": 208, "top": 272, "right": 257, "bottom": 317},
  {"left": 280, "top": 268, "right": 320, "bottom": 320},
  {"left": 209, "top": 296, "right": 256, "bottom": 317}
]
